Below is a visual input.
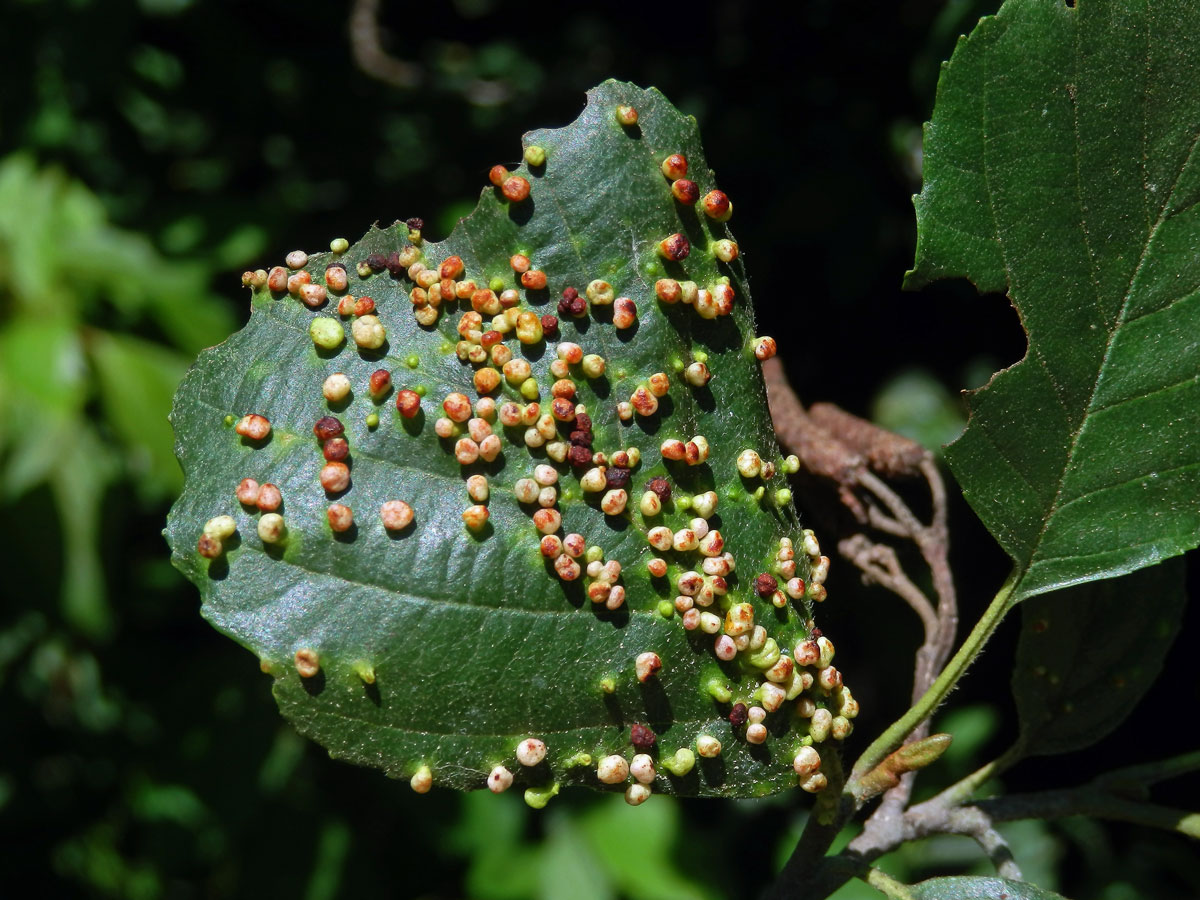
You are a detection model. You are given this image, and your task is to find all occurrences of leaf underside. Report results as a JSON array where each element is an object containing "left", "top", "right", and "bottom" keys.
[
  {"left": 910, "top": 875, "right": 1068, "bottom": 900},
  {"left": 1011, "top": 557, "right": 1185, "bottom": 757},
  {"left": 166, "top": 81, "right": 851, "bottom": 799},
  {"left": 907, "top": 0, "right": 1200, "bottom": 602}
]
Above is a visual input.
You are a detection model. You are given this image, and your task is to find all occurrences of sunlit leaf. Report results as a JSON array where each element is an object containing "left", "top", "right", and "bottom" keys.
[
  {"left": 906, "top": 0, "right": 1200, "bottom": 602},
  {"left": 910, "top": 875, "right": 1068, "bottom": 900}
]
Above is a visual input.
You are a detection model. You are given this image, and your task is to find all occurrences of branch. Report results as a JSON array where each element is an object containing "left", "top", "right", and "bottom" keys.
[
  {"left": 857, "top": 751, "right": 1200, "bottom": 877},
  {"left": 976, "top": 789, "right": 1200, "bottom": 839},
  {"left": 348, "top": 0, "right": 421, "bottom": 89},
  {"left": 764, "top": 358, "right": 959, "bottom": 715},
  {"left": 839, "top": 535, "right": 939, "bottom": 636},
  {"left": 765, "top": 358, "right": 965, "bottom": 840},
  {"left": 1093, "top": 750, "right": 1200, "bottom": 793},
  {"left": 864, "top": 867, "right": 918, "bottom": 900}
]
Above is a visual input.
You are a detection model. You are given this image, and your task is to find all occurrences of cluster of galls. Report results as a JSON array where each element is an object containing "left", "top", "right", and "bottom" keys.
[
  {"left": 221, "top": 99, "right": 852, "bottom": 805},
  {"left": 477, "top": 720, "right": 694, "bottom": 808}
]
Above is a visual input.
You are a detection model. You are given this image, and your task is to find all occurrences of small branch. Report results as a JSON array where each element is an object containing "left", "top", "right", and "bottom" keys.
[
  {"left": 864, "top": 867, "right": 918, "bottom": 900},
  {"left": 767, "top": 753, "right": 854, "bottom": 900},
  {"left": 349, "top": 0, "right": 421, "bottom": 88},
  {"left": 976, "top": 787, "right": 1200, "bottom": 839},
  {"left": 922, "top": 742, "right": 1026, "bottom": 810},
  {"left": 1093, "top": 750, "right": 1200, "bottom": 793},
  {"left": 764, "top": 359, "right": 989, "bottom": 891},
  {"left": 941, "top": 806, "right": 1023, "bottom": 880},
  {"left": 839, "top": 535, "right": 939, "bottom": 637},
  {"left": 857, "top": 470, "right": 927, "bottom": 537},
  {"left": 848, "top": 792, "right": 1023, "bottom": 880},
  {"left": 866, "top": 506, "right": 912, "bottom": 538},
  {"left": 849, "top": 571, "right": 1020, "bottom": 789}
]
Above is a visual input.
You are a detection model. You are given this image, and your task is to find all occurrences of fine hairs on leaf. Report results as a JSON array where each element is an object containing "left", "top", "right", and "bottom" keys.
[{"left": 167, "top": 81, "right": 855, "bottom": 802}]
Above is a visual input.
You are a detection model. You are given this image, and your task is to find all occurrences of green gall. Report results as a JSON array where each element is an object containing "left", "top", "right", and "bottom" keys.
[
  {"left": 581, "top": 354, "right": 606, "bottom": 379},
  {"left": 657, "top": 600, "right": 675, "bottom": 618},
  {"left": 695, "top": 735, "right": 722, "bottom": 758},
  {"left": 705, "top": 679, "right": 732, "bottom": 703},
  {"left": 524, "top": 783, "right": 559, "bottom": 809},
  {"left": 586, "top": 280, "right": 615, "bottom": 306},
  {"left": 660, "top": 748, "right": 695, "bottom": 777},
  {"left": 366, "top": 413, "right": 380, "bottom": 428},
  {"left": 625, "top": 783, "right": 651, "bottom": 806},
  {"left": 203, "top": 515, "right": 237, "bottom": 540},
  {"left": 223, "top": 414, "right": 234, "bottom": 426},
  {"left": 775, "top": 488, "right": 793, "bottom": 505},
  {"left": 489, "top": 276, "right": 506, "bottom": 293},
  {"left": 352, "top": 315, "right": 386, "bottom": 349},
  {"left": 405, "top": 355, "right": 419, "bottom": 368},
  {"left": 809, "top": 708, "right": 833, "bottom": 742},
  {"left": 585, "top": 545, "right": 604, "bottom": 564},
  {"left": 352, "top": 661, "right": 376, "bottom": 684},
  {"left": 564, "top": 752, "right": 593, "bottom": 768},
  {"left": 330, "top": 237, "right": 349, "bottom": 254},
  {"left": 599, "top": 676, "right": 617, "bottom": 694},
  {"left": 309, "top": 317, "right": 345, "bottom": 349},
  {"left": 712, "top": 239, "right": 739, "bottom": 262},
  {"left": 615, "top": 104, "right": 638, "bottom": 126},
  {"left": 356, "top": 261, "right": 372, "bottom": 278},
  {"left": 749, "top": 638, "right": 781, "bottom": 670},
  {"left": 410, "top": 765, "right": 433, "bottom": 794},
  {"left": 524, "top": 145, "right": 546, "bottom": 166},
  {"left": 782, "top": 454, "right": 801, "bottom": 474},
  {"left": 258, "top": 513, "right": 286, "bottom": 544}
]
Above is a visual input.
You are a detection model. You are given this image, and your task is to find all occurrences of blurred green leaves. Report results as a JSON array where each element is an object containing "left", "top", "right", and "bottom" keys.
[
  {"left": 454, "top": 791, "right": 716, "bottom": 900},
  {"left": 0, "top": 153, "right": 233, "bottom": 636}
]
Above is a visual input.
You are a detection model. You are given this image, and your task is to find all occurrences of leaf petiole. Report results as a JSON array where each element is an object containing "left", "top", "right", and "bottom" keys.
[{"left": 848, "top": 569, "right": 1021, "bottom": 792}]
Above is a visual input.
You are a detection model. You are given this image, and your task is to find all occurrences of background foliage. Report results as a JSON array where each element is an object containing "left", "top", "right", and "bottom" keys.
[{"left": 1, "top": 1, "right": 1194, "bottom": 897}]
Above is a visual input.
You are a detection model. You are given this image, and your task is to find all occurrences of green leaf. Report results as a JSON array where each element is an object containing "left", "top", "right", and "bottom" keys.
[
  {"left": 576, "top": 798, "right": 717, "bottom": 900},
  {"left": 166, "top": 81, "right": 849, "bottom": 799},
  {"left": 910, "top": 875, "right": 1068, "bottom": 900},
  {"left": 90, "top": 331, "right": 189, "bottom": 500},
  {"left": 906, "top": 0, "right": 1200, "bottom": 601},
  {"left": 1011, "top": 558, "right": 1185, "bottom": 757}
]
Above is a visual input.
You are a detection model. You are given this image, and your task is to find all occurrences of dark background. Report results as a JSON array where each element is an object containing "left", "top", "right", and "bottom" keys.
[{"left": 1, "top": 1, "right": 1195, "bottom": 897}]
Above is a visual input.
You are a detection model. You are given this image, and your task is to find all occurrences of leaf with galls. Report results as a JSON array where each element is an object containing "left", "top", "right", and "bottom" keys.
[{"left": 167, "top": 81, "right": 850, "bottom": 801}]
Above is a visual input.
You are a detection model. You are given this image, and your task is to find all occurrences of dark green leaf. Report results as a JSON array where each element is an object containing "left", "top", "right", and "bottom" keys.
[
  {"left": 910, "top": 875, "right": 1068, "bottom": 900},
  {"left": 1012, "top": 558, "right": 1185, "bottom": 757},
  {"left": 906, "top": 0, "right": 1200, "bottom": 601},
  {"left": 167, "top": 82, "right": 849, "bottom": 798}
]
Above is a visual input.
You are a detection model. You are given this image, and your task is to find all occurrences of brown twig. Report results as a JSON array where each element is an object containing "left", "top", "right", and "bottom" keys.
[
  {"left": 349, "top": 0, "right": 421, "bottom": 89},
  {"left": 765, "top": 357, "right": 958, "bottom": 710},
  {"left": 765, "top": 357, "right": 962, "bottom": 865},
  {"left": 838, "top": 535, "right": 939, "bottom": 637}
]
